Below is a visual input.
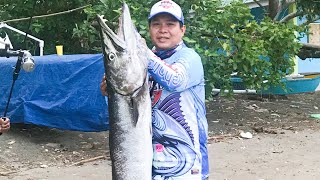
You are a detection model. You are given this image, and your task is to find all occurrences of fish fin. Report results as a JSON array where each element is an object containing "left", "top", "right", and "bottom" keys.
[
  {"left": 132, "top": 98, "right": 139, "bottom": 126},
  {"left": 131, "top": 77, "right": 150, "bottom": 127}
]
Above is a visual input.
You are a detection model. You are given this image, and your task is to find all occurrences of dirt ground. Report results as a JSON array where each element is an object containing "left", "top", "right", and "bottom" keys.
[
  {"left": 0, "top": 91, "right": 320, "bottom": 179},
  {"left": 207, "top": 91, "right": 320, "bottom": 136}
]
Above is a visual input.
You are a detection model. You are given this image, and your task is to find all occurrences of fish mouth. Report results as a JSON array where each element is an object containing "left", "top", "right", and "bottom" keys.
[
  {"left": 97, "top": 3, "right": 148, "bottom": 96},
  {"left": 96, "top": 15, "right": 126, "bottom": 52},
  {"left": 96, "top": 3, "right": 136, "bottom": 53}
]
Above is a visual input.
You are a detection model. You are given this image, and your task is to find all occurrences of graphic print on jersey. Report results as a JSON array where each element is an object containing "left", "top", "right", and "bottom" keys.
[{"left": 152, "top": 93, "right": 197, "bottom": 178}]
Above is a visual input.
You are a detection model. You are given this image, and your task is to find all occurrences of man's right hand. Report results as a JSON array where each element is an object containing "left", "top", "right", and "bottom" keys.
[{"left": 100, "top": 75, "right": 108, "bottom": 96}]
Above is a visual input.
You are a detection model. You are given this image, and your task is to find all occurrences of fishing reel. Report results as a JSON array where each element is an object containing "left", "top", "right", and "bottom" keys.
[
  {"left": 1, "top": 43, "right": 36, "bottom": 117},
  {"left": 0, "top": 43, "right": 35, "bottom": 74}
]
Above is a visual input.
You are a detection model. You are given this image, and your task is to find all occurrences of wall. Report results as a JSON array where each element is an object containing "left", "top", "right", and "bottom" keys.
[{"left": 298, "top": 20, "right": 320, "bottom": 73}]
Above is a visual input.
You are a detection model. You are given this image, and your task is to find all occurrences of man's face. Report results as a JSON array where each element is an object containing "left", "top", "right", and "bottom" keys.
[{"left": 149, "top": 14, "right": 186, "bottom": 50}]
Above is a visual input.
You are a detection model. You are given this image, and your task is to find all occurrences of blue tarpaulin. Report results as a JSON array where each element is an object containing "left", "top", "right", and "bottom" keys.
[{"left": 0, "top": 54, "right": 109, "bottom": 132}]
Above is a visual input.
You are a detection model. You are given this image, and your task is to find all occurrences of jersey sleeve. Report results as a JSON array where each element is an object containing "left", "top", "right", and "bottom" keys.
[{"left": 147, "top": 48, "right": 204, "bottom": 92}]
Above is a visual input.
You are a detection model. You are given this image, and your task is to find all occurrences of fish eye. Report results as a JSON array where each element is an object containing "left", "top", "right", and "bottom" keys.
[{"left": 108, "top": 53, "right": 116, "bottom": 61}]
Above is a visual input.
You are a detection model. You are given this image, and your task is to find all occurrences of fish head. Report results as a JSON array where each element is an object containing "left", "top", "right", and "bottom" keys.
[{"left": 97, "top": 3, "right": 149, "bottom": 96}]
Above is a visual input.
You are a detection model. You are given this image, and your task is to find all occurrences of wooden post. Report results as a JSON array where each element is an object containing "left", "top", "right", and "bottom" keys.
[{"left": 289, "top": 3, "right": 299, "bottom": 74}]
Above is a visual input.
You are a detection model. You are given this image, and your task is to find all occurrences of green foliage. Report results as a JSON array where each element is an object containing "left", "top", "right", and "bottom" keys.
[
  {"left": 0, "top": 0, "right": 311, "bottom": 98},
  {"left": 296, "top": 0, "right": 320, "bottom": 21},
  {"left": 0, "top": 0, "right": 94, "bottom": 54},
  {"left": 182, "top": 1, "right": 303, "bottom": 97}
]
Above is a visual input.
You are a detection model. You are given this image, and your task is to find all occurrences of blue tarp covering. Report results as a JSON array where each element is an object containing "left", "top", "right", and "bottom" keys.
[{"left": 0, "top": 54, "right": 109, "bottom": 132}]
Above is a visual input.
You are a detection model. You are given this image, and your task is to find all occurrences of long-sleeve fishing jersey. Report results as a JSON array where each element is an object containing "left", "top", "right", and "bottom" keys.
[{"left": 148, "top": 42, "right": 209, "bottom": 180}]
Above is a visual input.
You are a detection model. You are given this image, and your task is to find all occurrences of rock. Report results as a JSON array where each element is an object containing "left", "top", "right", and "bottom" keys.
[
  {"left": 8, "top": 140, "right": 16, "bottom": 145},
  {"left": 240, "top": 132, "right": 253, "bottom": 139},
  {"left": 255, "top": 109, "right": 269, "bottom": 113},
  {"left": 270, "top": 113, "right": 281, "bottom": 117},
  {"left": 290, "top": 105, "right": 300, "bottom": 108},
  {"left": 40, "top": 164, "right": 48, "bottom": 168},
  {"left": 46, "top": 143, "right": 61, "bottom": 149},
  {"left": 81, "top": 143, "right": 94, "bottom": 150}
]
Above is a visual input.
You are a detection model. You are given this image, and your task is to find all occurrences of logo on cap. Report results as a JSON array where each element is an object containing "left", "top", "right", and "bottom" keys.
[
  {"left": 159, "top": 0, "right": 174, "bottom": 9},
  {"left": 148, "top": 0, "right": 184, "bottom": 24}
]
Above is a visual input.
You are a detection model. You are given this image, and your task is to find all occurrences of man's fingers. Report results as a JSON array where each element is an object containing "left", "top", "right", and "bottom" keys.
[
  {"left": 1, "top": 126, "right": 10, "bottom": 133},
  {"left": 0, "top": 117, "right": 10, "bottom": 133},
  {"left": 2, "top": 117, "right": 9, "bottom": 121},
  {"left": 2, "top": 122, "right": 10, "bottom": 128},
  {"left": 101, "top": 73, "right": 107, "bottom": 82},
  {"left": 1, "top": 118, "right": 10, "bottom": 128},
  {"left": 100, "top": 77, "right": 108, "bottom": 96}
]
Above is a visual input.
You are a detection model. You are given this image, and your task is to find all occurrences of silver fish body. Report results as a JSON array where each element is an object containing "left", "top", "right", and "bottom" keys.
[{"left": 97, "top": 3, "right": 152, "bottom": 180}]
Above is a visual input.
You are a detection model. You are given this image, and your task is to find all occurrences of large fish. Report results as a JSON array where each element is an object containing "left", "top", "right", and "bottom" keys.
[{"left": 96, "top": 3, "right": 152, "bottom": 180}]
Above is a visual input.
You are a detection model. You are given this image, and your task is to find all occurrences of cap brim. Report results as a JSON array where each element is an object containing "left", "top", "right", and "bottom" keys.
[{"left": 148, "top": 12, "right": 183, "bottom": 24}]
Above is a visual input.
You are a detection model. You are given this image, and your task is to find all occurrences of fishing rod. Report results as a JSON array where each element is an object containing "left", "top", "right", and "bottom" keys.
[
  {"left": 2, "top": 0, "right": 37, "bottom": 119},
  {"left": 1, "top": 44, "right": 35, "bottom": 117}
]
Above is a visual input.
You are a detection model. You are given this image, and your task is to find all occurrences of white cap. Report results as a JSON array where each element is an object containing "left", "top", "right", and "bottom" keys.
[{"left": 148, "top": 0, "right": 184, "bottom": 24}]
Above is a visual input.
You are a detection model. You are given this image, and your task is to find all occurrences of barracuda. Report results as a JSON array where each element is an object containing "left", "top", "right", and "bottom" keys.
[{"left": 97, "top": 3, "right": 152, "bottom": 180}]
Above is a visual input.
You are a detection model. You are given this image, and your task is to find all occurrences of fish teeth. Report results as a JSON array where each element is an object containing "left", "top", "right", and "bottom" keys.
[{"left": 98, "top": 15, "right": 107, "bottom": 23}]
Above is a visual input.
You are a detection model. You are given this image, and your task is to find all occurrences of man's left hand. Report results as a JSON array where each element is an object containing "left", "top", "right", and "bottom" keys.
[{"left": 0, "top": 117, "right": 10, "bottom": 134}]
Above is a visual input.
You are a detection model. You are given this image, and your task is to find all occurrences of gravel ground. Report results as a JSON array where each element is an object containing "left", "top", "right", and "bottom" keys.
[{"left": 0, "top": 92, "right": 320, "bottom": 179}]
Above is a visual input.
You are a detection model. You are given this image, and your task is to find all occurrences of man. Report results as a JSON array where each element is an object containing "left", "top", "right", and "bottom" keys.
[
  {"left": 0, "top": 117, "right": 10, "bottom": 135},
  {"left": 100, "top": 0, "right": 209, "bottom": 179}
]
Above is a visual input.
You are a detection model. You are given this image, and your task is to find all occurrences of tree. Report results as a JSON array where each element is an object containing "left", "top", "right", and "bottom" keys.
[
  {"left": 1, "top": 0, "right": 318, "bottom": 98},
  {"left": 177, "top": 0, "right": 320, "bottom": 97},
  {"left": 182, "top": 0, "right": 302, "bottom": 97},
  {"left": 0, "top": 0, "right": 97, "bottom": 54},
  {"left": 261, "top": 0, "right": 320, "bottom": 60}
]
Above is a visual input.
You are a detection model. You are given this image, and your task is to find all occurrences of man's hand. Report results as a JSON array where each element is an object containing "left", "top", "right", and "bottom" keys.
[
  {"left": 0, "top": 117, "right": 10, "bottom": 134},
  {"left": 100, "top": 74, "right": 108, "bottom": 96}
]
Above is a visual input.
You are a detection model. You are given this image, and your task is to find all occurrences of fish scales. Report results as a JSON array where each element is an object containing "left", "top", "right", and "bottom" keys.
[{"left": 97, "top": 3, "right": 152, "bottom": 180}]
